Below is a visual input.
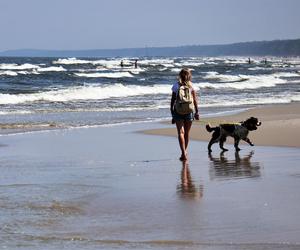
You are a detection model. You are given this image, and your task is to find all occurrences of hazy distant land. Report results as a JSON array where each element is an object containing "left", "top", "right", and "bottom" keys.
[{"left": 1, "top": 38, "right": 300, "bottom": 57}]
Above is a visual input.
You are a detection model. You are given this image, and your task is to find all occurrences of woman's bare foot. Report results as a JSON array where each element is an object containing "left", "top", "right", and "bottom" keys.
[{"left": 179, "top": 154, "right": 187, "bottom": 161}]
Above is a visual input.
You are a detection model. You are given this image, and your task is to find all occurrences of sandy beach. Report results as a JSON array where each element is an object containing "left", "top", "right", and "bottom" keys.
[
  {"left": 1, "top": 116, "right": 300, "bottom": 249},
  {"left": 143, "top": 103, "right": 300, "bottom": 148}
]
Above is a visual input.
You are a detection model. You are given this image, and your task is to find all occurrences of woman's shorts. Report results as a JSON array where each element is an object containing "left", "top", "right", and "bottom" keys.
[{"left": 173, "top": 111, "right": 194, "bottom": 122}]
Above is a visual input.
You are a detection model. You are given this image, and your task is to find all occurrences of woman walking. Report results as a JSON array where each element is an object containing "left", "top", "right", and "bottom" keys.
[{"left": 170, "top": 68, "right": 199, "bottom": 161}]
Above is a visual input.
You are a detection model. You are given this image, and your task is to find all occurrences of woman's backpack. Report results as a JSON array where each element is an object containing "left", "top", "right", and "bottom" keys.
[{"left": 175, "top": 85, "right": 194, "bottom": 115}]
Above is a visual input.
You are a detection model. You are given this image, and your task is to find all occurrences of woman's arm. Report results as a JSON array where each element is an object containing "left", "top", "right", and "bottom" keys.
[
  {"left": 170, "top": 92, "right": 176, "bottom": 115},
  {"left": 192, "top": 89, "right": 199, "bottom": 120}
]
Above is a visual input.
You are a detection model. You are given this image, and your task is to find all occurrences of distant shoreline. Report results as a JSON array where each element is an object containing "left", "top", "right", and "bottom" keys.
[{"left": 1, "top": 38, "right": 300, "bottom": 57}]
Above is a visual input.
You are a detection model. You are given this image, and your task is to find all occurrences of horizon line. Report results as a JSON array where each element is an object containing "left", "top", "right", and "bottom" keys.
[{"left": 1, "top": 37, "right": 300, "bottom": 53}]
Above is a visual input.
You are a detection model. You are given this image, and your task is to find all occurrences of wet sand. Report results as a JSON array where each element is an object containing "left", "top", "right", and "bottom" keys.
[
  {"left": 1, "top": 122, "right": 300, "bottom": 249},
  {"left": 143, "top": 103, "right": 300, "bottom": 148}
]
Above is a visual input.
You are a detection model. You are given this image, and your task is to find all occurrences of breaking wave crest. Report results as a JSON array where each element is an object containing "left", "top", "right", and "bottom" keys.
[
  {"left": 199, "top": 72, "right": 299, "bottom": 89},
  {"left": 74, "top": 72, "right": 133, "bottom": 78},
  {"left": 0, "top": 84, "right": 171, "bottom": 104}
]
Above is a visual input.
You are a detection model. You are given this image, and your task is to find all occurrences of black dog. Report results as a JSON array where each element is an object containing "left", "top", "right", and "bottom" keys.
[{"left": 206, "top": 117, "right": 261, "bottom": 152}]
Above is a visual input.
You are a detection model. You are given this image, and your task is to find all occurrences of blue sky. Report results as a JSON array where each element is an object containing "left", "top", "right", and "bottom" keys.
[{"left": 1, "top": 0, "right": 299, "bottom": 51}]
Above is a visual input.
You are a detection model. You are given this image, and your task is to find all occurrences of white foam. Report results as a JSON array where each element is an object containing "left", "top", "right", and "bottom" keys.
[
  {"left": 179, "top": 61, "right": 205, "bottom": 67},
  {"left": 0, "top": 70, "right": 18, "bottom": 76},
  {"left": 53, "top": 58, "right": 92, "bottom": 65},
  {"left": 0, "top": 84, "right": 171, "bottom": 105},
  {"left": 53, "top": 57, "right": 133, "bottom": 69},
  {"left": 199, "top": 71, "right": 300, "bottom": 90},
  {"left": 202, "top": 94, "right": 300, "bottom": 107},
  {"left": 196, "top": 76, "right": 285, "bottom": 90},
  {"left": 74, "top": 72, "right": 133, "bottom": 78},
  {"left": 248, "top": 67, "right": 269, "bottom": 71},
  {"left": 0, "top": 110, "right": 33, "bottom": 115},
  {"left": 160, "top": 63, "right": 175, "bottom": 68},
  {"left": 18, "top": 71, "right": 32, "bottom": 75},
  {"left": 170, "top": 68, "right": 181, "bottom": 73},
  {"left": 274, "top": 72, "right": 300, "bottom": 77},
  {"left": 0, "top": 63, "right": 40, "bottom": 70},
  {"left": 92, "top": 59, "right": 124, "bottom": 68},
  {"left": 138, "top": 59, "right": 174, "bottom": 66},
  {"left": 125, "top": 68, "right": 145, "bottom": 74},
  {"left": 37, "top": 66, "right": 66, "bottom": 72},
  {"left": 76, "top": 68, "right": 109, "bottom": 73},
  {"left": 203, "top": 72, "right": 246, "bottom": 82},
  {"left": 203, "top": 71, "right": 219, "bottom": 78},
  {"left": 0, "top": 69, "right": 42, "bottom": 76}
]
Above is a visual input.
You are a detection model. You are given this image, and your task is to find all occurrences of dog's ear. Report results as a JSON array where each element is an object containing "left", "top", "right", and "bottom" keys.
[{"left": 250, "top": 117, "right": 259, "bottom": 123}]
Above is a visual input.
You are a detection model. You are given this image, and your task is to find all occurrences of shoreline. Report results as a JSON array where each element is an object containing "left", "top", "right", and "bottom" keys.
[{"left": 142, "top": 102, "right": 300, "bottom": 148}]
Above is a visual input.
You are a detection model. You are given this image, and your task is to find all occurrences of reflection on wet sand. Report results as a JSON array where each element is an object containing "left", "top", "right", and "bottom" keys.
[
  {"left": 177, "top": 161, "right": 204, "bottom": 200},
  {"left": 209, "top": 151, "right": 261, "bottom": 181}
]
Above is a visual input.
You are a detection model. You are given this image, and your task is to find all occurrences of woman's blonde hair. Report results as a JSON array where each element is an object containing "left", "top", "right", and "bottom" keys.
[{"left": 178, "top": 68, "right": 192, "bottom": 87}]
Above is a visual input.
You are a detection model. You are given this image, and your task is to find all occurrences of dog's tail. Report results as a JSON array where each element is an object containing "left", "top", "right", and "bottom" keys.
[{"left": 206, "top": 124, "right": 216, "bottom": 133}]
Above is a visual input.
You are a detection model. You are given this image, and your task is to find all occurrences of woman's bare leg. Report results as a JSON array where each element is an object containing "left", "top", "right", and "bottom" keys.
[
  {"left": 183, "top": 121, "right": 192, "bottom": 150},
  {"left": 175, "top": 121, "right": 187, "bottom": 161}
]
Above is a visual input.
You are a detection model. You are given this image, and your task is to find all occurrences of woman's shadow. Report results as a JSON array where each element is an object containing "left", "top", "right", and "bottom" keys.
[
  {"left": 177, "top": 160, "right": 204, "bottom": 200},
  {"left": 208, "top": 151, "right": 261, "bottom": 181}
]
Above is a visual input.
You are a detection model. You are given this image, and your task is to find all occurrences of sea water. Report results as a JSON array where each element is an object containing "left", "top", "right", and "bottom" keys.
[{"left": 1, "top": 56, "right": 300, "bottom": 133}]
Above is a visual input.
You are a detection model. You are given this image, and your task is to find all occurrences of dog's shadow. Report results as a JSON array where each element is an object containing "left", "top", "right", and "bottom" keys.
[{"left": 208, "top": 151, "right": 261, "bottom": 181}]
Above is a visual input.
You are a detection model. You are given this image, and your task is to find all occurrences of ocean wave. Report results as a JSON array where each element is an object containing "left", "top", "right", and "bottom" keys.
[
  {"left": 0, "top": 110, "right": 33, "bottom": 115},
  {"left": 202, "top": 94, "right": 300, "bottom": 107},
  {"left": 0, "top": 84, "right": 171, "bottom": 104},
  {"left": 274, "top": 72, "right": 300, "bottom": 77},
  {"left": 0, "top": 70, "right": 18, "bottom": 76},
  {"left": 179, "top": 61, "right": 205, "bottom": 67},
  {"left": 74, "top": 71, "right": 133, "bottom": 78},
  {"left": 203, "top": 71, "right": 246, "bottom": 82},
  {"left": 0, "top": 69, "right": 41, "bottom": 76},
  {"left": 200, "top": 71, "right": 300, "bottom": 89},
  {"left": 53, "top": 58, "right": 93, "bottom": 65},
  {"left": 37, "top": 66, "right": 66, "bottom": 72},
  {"left": 160, "top": 63, "right": 175, "bottom": 68},
  {"left": 129, "top": 69, "right": 143, "bottom": 74},
  {"left": 53, "top": 57, "right": 132, "bottom": 68},
  {"left": 197, "top": 76, "right": 286, "bottom": 89},
  {"left": 0, "top": 64, "right": 65, "bottom": 75},
  {"left": 138, "top": 58, "right": 174, "bottom": 66},
  {"left": 0, "top": 63, "right": 40, "bottom": 70}
]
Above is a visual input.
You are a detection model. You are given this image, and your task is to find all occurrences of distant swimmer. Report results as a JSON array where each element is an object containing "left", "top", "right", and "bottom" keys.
[
  {"left": 134, "top": 59, "right": 138, "bottom": 68},
  {"left": 120, "top": 60, "right": 124, "bottom": 67},
  {"left": 248, "top": 58, "right": 251, "bottom": 64}
]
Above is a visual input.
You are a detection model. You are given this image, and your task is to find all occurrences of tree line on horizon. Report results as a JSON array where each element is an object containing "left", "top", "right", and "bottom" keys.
[{"left": 1, "top": 39, "right": 300, "bottom": 57}]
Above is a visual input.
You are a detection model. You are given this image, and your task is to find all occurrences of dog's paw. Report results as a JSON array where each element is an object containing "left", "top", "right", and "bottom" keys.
[{"left": 250, "top": 143, "right": 254, "bottom": 146}]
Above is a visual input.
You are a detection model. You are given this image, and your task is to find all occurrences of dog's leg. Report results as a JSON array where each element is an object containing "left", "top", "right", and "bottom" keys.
[
  {"left": 234, "top": 137, "right": 241, "bottom": 151},
  {"left": 219, "top": 136, "right": 228, "bottom": 151},
  {"left": 244, "top": 138, "right": 254, "bottom": 146},
  {"left": 208, "top": 130, "right": 220, "bottom": 152},
  {"left": 208, "top": 138, "right": 217, "bottom": 153}
]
